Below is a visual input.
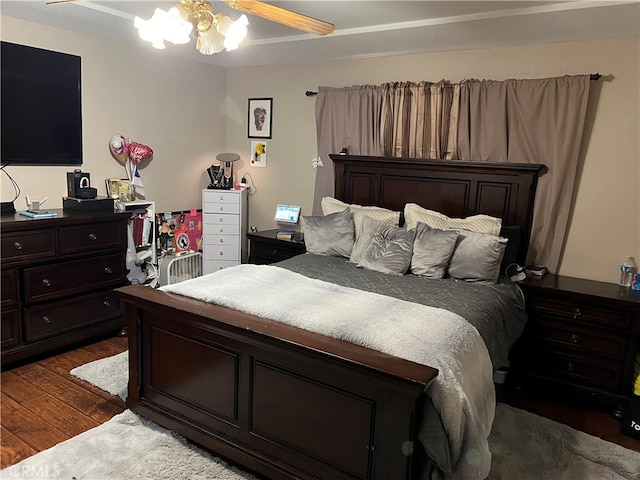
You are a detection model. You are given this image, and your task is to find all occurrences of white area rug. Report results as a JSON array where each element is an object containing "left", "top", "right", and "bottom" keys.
[{"left": 2, "top": 352, "right": 638, "bottom": 479}]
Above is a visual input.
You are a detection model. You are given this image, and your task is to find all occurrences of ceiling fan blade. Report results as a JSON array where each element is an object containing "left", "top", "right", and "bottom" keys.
[
  {"left": 224, "top": 0, "right": 334, "bottom": 36},
  {"left": 46, "top": 0, "right": 80, "bottom": 4}
]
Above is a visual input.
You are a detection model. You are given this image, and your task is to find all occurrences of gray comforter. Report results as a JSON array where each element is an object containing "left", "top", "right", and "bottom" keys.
[{"left": 277, "top": 253, "right": 527, "bottom": 369}]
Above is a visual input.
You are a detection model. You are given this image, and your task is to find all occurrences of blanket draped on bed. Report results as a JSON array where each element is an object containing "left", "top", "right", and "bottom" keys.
[{"left": 163, "top": 264, "right": 496, "bottom": 479}]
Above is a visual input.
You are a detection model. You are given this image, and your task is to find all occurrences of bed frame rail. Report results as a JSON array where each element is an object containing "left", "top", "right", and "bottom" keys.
[{"left": 119, "top": 285, "right": 437, "bottom": 480}]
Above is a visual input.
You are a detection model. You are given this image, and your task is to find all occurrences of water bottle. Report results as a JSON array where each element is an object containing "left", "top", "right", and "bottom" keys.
[{"left": 619, "top": 256, "right": 637, "bottom": 287}]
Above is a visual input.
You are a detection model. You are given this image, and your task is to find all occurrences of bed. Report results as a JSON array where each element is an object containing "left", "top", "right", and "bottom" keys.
[{"left": 117, "top": 154, "right": 542, "bottom": 480}]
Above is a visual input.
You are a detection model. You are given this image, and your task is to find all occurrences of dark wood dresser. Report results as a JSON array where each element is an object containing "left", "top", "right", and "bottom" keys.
[
  {"left": 247, "top": 229, "right": 306, "bottom": 264},
  {"left": 1, "top": 209, "right": 129, "bottom": 367},
  {"left": 517, "top": 274, "right": 640, "bottom": 416}
]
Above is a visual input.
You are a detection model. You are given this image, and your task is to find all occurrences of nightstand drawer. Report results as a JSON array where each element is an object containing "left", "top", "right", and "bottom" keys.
[
  {"left": 23, "top": 254, "right": 126, "bottom": 304},
  {"left": 1, "top": 229, "right": 55, "bottom": 263},
  {"left": 531, "top": 320, "right": 629, "bottom": 360},
  {"left": 531, "top": 297, "right": 631, "bottom": 330},
  {"left": 24, "top": 290, "right": 122, "bottom": 342},
  {"left": 528, "top": 347, "right": 623, "bottom": 391},
  {"left": 251, "top": 241, "right": 304, "bottom": 263},
  {"left": 58, "top": 221, "right": 126, "bottom": 255}
]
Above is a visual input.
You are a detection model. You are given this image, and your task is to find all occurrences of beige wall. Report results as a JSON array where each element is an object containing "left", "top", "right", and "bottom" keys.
[
  {"left": 0, "top": 16, "right": 228, "bottom": 213},
  {"left": 226, "top": 39, "right": 640, "bottom": 284},
  {"left": 1, "top": 14, "right": 638, "bottom": 284}
]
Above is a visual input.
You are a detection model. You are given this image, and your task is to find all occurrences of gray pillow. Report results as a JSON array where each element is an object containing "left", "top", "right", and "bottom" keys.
[
  {"left": 300, "top": 209, "right": 354, "bottom": 257},
  {"left": 411, "top": 223, "right": 459, "bottom": 279},
  {"left": 351, "top": 216, "right": 415, "bottom": 276},
  {"left": 447, "top": 229, "right": 508, "bottom": 284}
]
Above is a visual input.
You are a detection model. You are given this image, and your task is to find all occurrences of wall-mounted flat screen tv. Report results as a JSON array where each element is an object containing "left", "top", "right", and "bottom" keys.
[{"left": 1, "top": 41, "right": 83, "bottom": 166}]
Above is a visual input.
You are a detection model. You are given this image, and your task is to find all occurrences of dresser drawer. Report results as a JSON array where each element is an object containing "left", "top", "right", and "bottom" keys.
[
  {"left": 204, "top": 235, "right": 240, "bottom": 247},
  {"left": 204, "top": 259, "right": 239, "bottom": 273},
  {"left": 528, "top": 347, "right": 623, "bottom": 391},
  {"left": 1, "top": 309, "right": 21, "bottom": 349},
  {"left": 203, "top": 215, "right": 240, "bottom": 228},
  {"left": 23, "top": 254, "right": 126, "bottom": 304},
  {"left": 203, "top": 201, "right": 240, "bottom": 215},
  {"left": 530, "top": 297, "right": 631, "bottom": 330},
  {"left": 59, "top": 221, "right": 126, "bottom": 255},
  {"left": 531, "top": 320, "right": 629, "bottom": 360},
  {"left": 1, "top": 269, "right": 19, "bottom": 309},
  {"left": 204, "top": 245, "right": 239, "bottom": 261},
  {"left": 203, "top": 191, "right": 241, "bottom": 204},
  {"left": 23, "top": 290, "right": 123, "bottom": 342},
  {"left": 1, "top": 229, "right": 55, "bottom": 263}
]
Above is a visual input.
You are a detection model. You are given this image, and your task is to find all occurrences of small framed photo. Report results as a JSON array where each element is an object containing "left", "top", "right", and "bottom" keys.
[{"left": 248, "top": 97, "right": 272, "bottom": 139}]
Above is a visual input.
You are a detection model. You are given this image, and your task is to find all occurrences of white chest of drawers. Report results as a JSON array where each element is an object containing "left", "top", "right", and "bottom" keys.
[{"left": 202, "top": 188, "right": 248, "bottom": 274}]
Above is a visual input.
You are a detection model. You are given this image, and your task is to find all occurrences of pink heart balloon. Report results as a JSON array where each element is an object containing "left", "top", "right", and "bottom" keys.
[
  {"left": 128, "top": 142, "right": 153, "bottom": 165},
  {"left": 109, "top": 134, "right": 129, "bottom": 165}
]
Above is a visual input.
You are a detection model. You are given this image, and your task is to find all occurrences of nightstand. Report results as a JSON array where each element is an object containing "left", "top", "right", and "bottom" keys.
[
  {"left": 247, "top": 229, "right": 306, "bottom": 264},
  {"left": 516, "top": 274, "right": 640, "bottom": 417}
]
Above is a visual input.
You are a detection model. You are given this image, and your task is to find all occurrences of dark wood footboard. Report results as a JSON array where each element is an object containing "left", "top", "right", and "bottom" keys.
[{"left": 118, "top": 285, "right": 438, "bottom": 480}]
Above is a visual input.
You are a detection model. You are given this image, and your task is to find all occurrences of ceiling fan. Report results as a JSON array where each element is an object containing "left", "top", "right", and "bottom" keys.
[{"left": 46, "top": 0, "right": 335, "bottom": 37}]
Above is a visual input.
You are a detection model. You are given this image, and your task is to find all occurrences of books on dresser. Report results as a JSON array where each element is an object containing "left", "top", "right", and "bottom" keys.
[{"left": 18, "top": 209, "right": 57, "bottom": 218}]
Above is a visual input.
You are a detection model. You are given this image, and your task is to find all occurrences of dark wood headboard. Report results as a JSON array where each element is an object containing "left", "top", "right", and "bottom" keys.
[{"left": 330, "top": 154, "right": 543, "bottom": 265}]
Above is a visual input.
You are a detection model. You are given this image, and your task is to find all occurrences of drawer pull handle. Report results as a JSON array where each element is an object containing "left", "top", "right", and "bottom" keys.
[
  {"left": 13, "top": 241, "right": 23, "bottom": 250},
  {"left": 88, "top": 233, "right": 97, "bottom": 241},
  {"left": 220, "top": 206, "right": 224, "bottom": 211},
  {"left": 220, "top": 228, "right": 224, "bottom": 233},
  {"left": 104, "top": 267, "right": 113, "bottom": 275},
  {"left": 219, "top": 238, "right": 224, "bottom": 243},
  {"left": 573, "top": 308, "right": 582, "bottom": 320},
  {"left": 42, "top": 279, "right": 51, "bottom": 287},
  {"left": 219, "top": 251, "right": 224, "bottom": 256},
  {"left": 42, "top": 316, "right": 51, "bottom": 324},
  {"left": 570, "top": 334, "right": 580, "bottom": 343},
  {"left": 103, "top": 300, "right": 111, "bottom": 308},
  {"left": 566, "top": 362, "right": 575, "bottom": 372},
  {"left": 220, "top": 218, "right": 224, "bottom": 223},
  {"left": 219, "top": 196, "right": 224, "bottom": 201}
]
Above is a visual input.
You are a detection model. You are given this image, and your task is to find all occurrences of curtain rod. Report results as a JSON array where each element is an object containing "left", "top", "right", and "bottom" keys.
[{"left": 305, "top": 73, "right": 602, "bottom": 96}]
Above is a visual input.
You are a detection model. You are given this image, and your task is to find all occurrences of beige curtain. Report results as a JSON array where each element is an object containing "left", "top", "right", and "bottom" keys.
[
  {"left": 458, "top": 75, "right": 592, "bottom": 272},
  {"left": 312, "top": 86, "right": 383, "bottom": 214},
  {"left": 380, "top": 81, "right": 460, "bottom": 159}
]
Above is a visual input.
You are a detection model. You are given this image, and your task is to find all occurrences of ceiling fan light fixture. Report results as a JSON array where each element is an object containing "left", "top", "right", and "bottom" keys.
[
  {"left": 196, "top": 26, "right": 226, "bottom": 55},
  {"left": 217, "top": 14, "right": 249, "bottom": 52},
  {"left": 134, "top": 7, "right": 192, "bottom": 49}
]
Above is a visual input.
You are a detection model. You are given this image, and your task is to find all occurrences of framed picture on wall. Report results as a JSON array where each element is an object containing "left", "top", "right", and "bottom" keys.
[{"left": 248, "top": 97, "right": 272, "bottom": 139}]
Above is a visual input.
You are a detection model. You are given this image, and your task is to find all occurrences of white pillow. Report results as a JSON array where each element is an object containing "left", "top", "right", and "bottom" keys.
[
  {"left": 321, "top": 197, "right": 400, "bottom": 238},
  {"left": 404, "top": 203, "right": 502, "bottom": 235}
]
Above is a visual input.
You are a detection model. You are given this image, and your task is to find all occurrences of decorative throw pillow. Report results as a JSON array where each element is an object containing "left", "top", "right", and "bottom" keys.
[
  {"left": 411, "top": 223, "right": 459, "bottom": 279},
  {"left": 321, "top": 197, "right": 400, "bottom": 238},
  {"left": 404, "top": 203, "right": 502, "bottom": 235},
  {"left": 351, "top": 216, "right": 415, "bottom": 275},
  {"left": 299, "top": 209, "right": 354, "bottom": 257},
  {"left": 447, "top": 229, "right": 509, "bottom": 284}
]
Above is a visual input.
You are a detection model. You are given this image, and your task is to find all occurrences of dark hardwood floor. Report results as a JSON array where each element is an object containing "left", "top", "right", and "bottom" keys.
[
  {"left": 1, "top": 335, "right": 638, "bottom": 470},
  {"left": 1, "top": 336, "right": 127, "bottom": 469}
]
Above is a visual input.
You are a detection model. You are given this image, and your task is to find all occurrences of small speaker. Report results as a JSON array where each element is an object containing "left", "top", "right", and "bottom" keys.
[
  {"left": 76, "top": 187, "right": 97, "bottom": 199},
  {"left": 67, "top": 169, "right": 91, "bottom": 198}
]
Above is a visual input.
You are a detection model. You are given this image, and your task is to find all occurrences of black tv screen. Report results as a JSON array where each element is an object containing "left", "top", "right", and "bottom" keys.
[{"left": 1, "top": 41, "right": 82, "bottom": 166}]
